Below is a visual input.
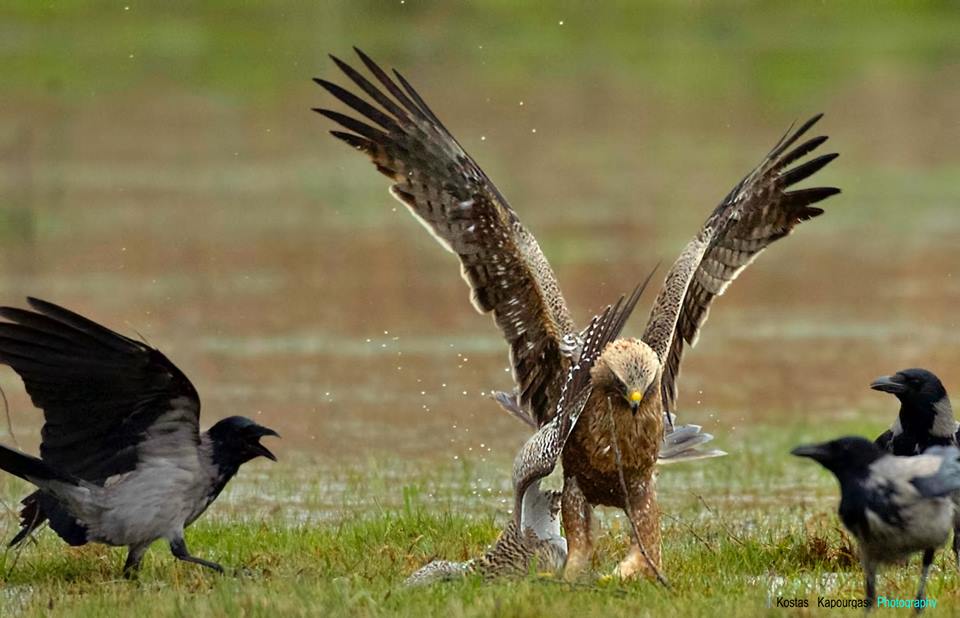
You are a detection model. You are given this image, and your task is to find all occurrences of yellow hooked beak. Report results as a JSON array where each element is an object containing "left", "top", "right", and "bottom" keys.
[{"left": 628, "top": 390, "right": 643, "bottom": 412}]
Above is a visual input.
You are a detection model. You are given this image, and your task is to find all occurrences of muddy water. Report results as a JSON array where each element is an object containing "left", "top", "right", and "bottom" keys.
[{"left": 0, "top": 74, "right": 958, "bottom": 468}]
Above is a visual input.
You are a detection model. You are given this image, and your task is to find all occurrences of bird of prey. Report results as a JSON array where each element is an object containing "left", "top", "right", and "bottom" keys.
[
  {"left": 792, "top": 437, "right": 960, "bottom": 610},
  {"left": 405, "top": 280, "right": 649, "bottom": 586},
  {"left": 871, "top": 368, "right": 960, "bottom": 564},
  {"left": 0, "top": 298, "right": 279, "bottom": 575},
  {"left": 316, "top": 48, "right": 839, "bottom": 579}
]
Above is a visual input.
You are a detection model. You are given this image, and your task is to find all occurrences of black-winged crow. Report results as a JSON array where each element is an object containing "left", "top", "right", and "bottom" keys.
[{"left": 0, "top": 298, "right": 279, "bottom": 575}]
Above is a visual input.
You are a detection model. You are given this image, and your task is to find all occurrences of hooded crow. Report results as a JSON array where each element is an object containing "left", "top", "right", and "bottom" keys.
[
  {"left": 0, "top": 298, "right": 279, "bottom": 575},
  {"left": 872, "top": 369, "right": 959, "bottom": 455},
  {"left": 792, "top": 437, "right": 960, "bottom": 611},
  {"left": 871, "top": 368, "right": 960, "bottom": 565}
]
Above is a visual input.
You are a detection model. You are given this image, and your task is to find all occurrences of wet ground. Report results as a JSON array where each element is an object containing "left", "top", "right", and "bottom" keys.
[{"left": 1, "top": 6, "right": 959, "bottom": 471}]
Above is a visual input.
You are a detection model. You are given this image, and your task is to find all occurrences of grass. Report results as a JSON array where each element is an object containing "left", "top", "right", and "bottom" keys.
[{"left": 1, "top": 419, "right": 958, "bottom": 616}]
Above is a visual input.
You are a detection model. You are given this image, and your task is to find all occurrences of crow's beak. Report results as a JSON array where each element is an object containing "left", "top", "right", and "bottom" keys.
[
  {"left": 790, "top": 443, "right": 829, "bottom": 461},
  {"left": 870, "top": 375, "right": 907, "bottom": 394},
  {"left": 254, "top": 442, "right": 278, "bottom": 462},
  {"left": 252, "top": 426, "right": 280, "bottom": 462}
]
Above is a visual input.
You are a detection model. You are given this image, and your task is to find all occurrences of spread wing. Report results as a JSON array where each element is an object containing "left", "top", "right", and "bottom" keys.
[
  {"left": 511, "top": 270, "right": 653, "bottom": 526},
  {"left": 0, "top": 298, "right": 200, "bottom": 481},
  {"left": 315, "top": 48, "right": 576, "bottom": 425},
  {"left": 641, "top": 115, "right": 840, "bottom": 413}
]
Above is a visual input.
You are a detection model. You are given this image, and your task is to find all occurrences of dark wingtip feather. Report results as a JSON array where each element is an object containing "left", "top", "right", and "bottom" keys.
[
  {"left": 779, "top": 135, "right": 829, "bottom": 167},
  {"left": 353, "top": 46, "right": 382, "bottom": 75},
  {"left": 790, "top": 114, "right": 824, "bottom": 142},
  {"left": 314, "top": 108, "right": 389, "bottom": 143},
  {"left": 769, "top": 113, "right": 825, "bottom": 160},
  {"left": 351, "top": 47, "right": 423, "bottom": 119},
  {"left": 780, "top": 152, "right": 839, "bottom": 186},
  {"left": 329, "top": 130, "right": 372, "bottom": 151}
]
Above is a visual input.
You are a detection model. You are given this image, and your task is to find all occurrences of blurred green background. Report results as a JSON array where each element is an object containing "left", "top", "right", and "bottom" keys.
[{"left": 0, "top": 2, "right": 958, "bottom": 460}]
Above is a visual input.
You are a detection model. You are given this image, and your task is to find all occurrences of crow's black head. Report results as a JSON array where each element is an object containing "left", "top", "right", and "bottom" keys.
[
  {"left": 870, "top": 368, "right": 952, "bottom": 437},
  {"left": 207, "top": 416, "right": 279, "bottom": 466},
  {"left": 870, "top": 368, "right": 946, "bottom": 402},
  {"left": 791, "top": 436, "right": 883, "bottom": 477}
]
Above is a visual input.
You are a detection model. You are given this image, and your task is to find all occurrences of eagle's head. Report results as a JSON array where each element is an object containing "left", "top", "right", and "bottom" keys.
[{"left": 592, "top": 338, "right": 661, "bottom": 414}]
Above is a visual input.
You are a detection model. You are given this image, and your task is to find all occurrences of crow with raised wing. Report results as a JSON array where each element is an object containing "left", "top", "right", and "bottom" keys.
[
  {"left": 317, "top": 48, "right": 838, "bottom": 579},
  {"left": 793, "top": 437, "right": 960, "bottom": 611},
  {"left": 0, "top": 298, "right": 278, "bottom": 575}
]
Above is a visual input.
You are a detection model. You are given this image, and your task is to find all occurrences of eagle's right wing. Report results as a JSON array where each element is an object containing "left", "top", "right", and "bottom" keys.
[{"left": 316, "top": 48, "right": 576, "bottom": 425}]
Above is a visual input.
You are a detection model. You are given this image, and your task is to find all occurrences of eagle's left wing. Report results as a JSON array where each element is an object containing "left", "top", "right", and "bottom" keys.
[
  {"left": 642, "top": 115, "right": 839, "bottom": 414},
  {"left": 315, "top": 48, "right": 577, "bottom": 427}
]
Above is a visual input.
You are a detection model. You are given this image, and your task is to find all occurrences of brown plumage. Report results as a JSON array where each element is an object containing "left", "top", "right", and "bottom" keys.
[
  {"left": 403, "top": 500, "right": 567, "bottom": 587},
  {"left": 405, "top": 285, "right": 650, "bottom": 586},
  {"left": 317, "top": 49, "right": 839, "bottom": 579}
]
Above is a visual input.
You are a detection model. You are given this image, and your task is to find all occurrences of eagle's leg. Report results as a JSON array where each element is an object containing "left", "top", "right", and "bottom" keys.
[
  {"left": 614, "top": 477, "right": 661, "bottom": 580},
  {"left": 561, "top": 475, "right": 593, "bottom": 580}
]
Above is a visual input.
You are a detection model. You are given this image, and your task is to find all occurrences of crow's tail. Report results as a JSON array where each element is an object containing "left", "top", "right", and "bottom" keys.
[{"left": 0, "top": 444, "right": 75, "bottom": 486}]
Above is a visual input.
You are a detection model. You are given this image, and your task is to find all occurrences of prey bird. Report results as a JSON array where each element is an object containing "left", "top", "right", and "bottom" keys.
[
  {"left": 407, "top": 277, "right": 649, "bottom": 585},
  {"left": 316, "top": 48, "right": 839, "bottom": 579},
  {"left": 871, "top": 368, "right": 960, "bottom": 564},
  {"left": 0, "top": 298, "right": 279, "bottom": 575},
  {"left": 793, "top": 437, "right": 960, "bottom": 611}
]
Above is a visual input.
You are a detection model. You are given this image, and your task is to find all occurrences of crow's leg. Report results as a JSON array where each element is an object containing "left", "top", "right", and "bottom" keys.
[
  {"left": 953, "top": 527, "right": 959, "bottom": 569},
  {"left": 614, "top": 476, "right": 661, "bottom": 580},
  {"left": 561, "top": 475, "right": 593, "bottom": 580},
  {"left": 170, "top": 537, "right": 224, "bottom": 574},
  {"left": 122, "top": 542, "right": 151, "bottom": 578},
  {"left": 915, "top": 549, "right": 934, "bottom": 614},
  {"left": 863, "top": 558, "right": 877, "bottom": 612}
]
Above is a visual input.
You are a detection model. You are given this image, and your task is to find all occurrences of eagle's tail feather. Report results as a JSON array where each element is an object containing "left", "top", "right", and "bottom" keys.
[
  {"left": 658, "top": 416, "right": 727, "bottom": 464},
  {"left": 493, "top": 390, "right": 538, "bottom": 429}
]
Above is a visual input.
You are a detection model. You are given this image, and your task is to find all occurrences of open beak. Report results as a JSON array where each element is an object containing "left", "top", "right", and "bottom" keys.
[
  {"left": 252, "top": 426, "right": 280, "bottom": 462},
  {"left": 870, "top": 375, "right": 907, "bottom": 394},
  {"left": 790, "top": 443, "right": 828, "bottom": 462}
]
